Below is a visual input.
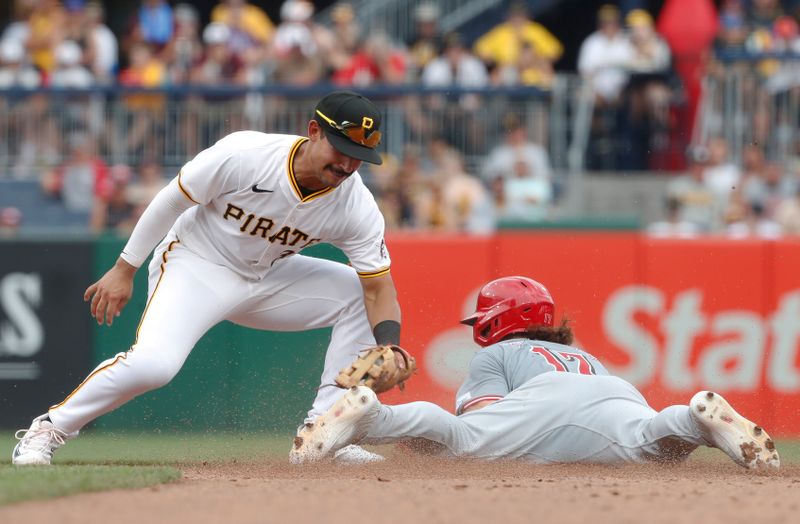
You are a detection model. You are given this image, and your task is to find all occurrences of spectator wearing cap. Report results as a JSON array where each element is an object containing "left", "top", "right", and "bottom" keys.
[
  {"left": 40, "top": 132, "right": 110, "bottom": 216},
  {"left": 90, "top": 163, "right": 137, "bottom": 234},
  {"left": 623, "top": 8, "right": 673, "bottom": 169},
  {"left": 418, "top": 32, "right": 487, "bottom": 151},
  {"left": 577, "top": 4, "right": 636, "bottom": 169},
  {"left": 483, "top": 114, "right": 554, "bottom": 222},
  {"left": 494, "top": 41, "right": 555, "bottom": 88},
  {"left": 182, "top": 23, "right": 249, "bottom": 152},
  {"left": 191, "top": 23, "right": 247, "bottom": 87},
  {"left": 714, "top": 0, "right": 750, "bottom": 60},
  {"left": 48, "top": 39, "right": 96, "bottom": 139},
  {"left": 626, "top": 10, "right": 671, "bottom": 74},
  {"left": 274, "top": 0, "right": 338, "bottom": 64},
  {"left": 119, "top": 42, "right": 166, "bottom": 93},
  {"left": 755, "top": 15, "right": 800, "bottom": 97},
  {"left": 577, "top": 4, "right": 634, "bottom": 105},
  {"left": 740, "top": 160, "right": 796, "bottom": 218},
  {"left": 272, "top": 0, "right": 328, "bottom": 85},
  {"left": 122, "top": 0, "right": 173, "bottom": 64},
  {"left": 748, "top": 0, "right": 783, "bottom": 30},
  {"left": 118, "top": 41, "right": 166, "bottom": 157},
  {"left": 325, "top": 2, "right": 362, "bottom": 72},
  {"left": 125, "top": 159, "right": 168, "bottom": 217},
  {"left": 482, "top": 113, "right": 554, "bottom": 196},
  {"left": 406, "top": 3, "right": 443, "bottom": 79},
  {"left": 136, "top": 0, "right": 173, "bottom": 47},
  {"left": 0, "top": 207, "right": 23, "bottom": 238},
  {"left": 416, "top": 148, "right": 494, "bottom": 234},
  {"left": 209, "top": 0, "right": 272, "bottom": 92},
  {"left": 25, "top": 0, "right": 67, "bottom": 75},
  {"left": 421, "top": 32, "right": 488, "bottom": 92},
  {"left": 49, "top": 40, "right": 94, "bottom": 87},
  {"left": 83, "top": 1, "right": 118, "bottom": 83},
  {"left": 1, "top": 1, "right": 33, "bottom": 47},
  {"left": 0, "top": 39, "right": 41, "bottom": 89},
  {"left": 497, "top": 154, "right": 553, "bottom": 223},
  {"left": 331, "top": 3, "right": 361, "bottom": 54},
  {"left": 666, "top": 146, "right": 720, "bottom": 232},
  {"left": 210, "top": 0, "right": 274, "bottom": 54},
  {"left": 473, "top": 1, "right": 562, "bottom": 76},
  {"left": 162, "top": 3, "right": 204, "bottom": 85}
]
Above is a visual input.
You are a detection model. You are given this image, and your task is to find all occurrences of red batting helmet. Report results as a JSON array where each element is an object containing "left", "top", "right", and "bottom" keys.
[{"left": 460, "top": 276, "right": 555, "bottom": 347}]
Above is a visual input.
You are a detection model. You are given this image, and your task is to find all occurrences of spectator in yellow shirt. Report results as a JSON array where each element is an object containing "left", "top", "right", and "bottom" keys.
[
  {"left": 211, "top": 0, "right": 274, "bottom": 47},
  {"left": 473, "top": 1, "right": 562, "bottom": 71}
]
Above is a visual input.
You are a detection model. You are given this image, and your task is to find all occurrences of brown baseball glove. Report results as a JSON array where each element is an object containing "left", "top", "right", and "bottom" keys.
[{"left": 335, "top": 345, "right": 417, "bottom": 394}]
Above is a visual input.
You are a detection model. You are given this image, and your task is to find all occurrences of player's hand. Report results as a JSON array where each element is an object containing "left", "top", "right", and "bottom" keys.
[
  {"left": 84, "top": 258, "right": 137, "bottom": 326},
  {"left": 394, "top": 349, "right": 407, "bottom": 371}
]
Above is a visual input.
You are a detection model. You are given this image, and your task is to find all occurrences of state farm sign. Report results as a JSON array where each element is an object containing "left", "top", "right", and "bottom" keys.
[{"left": 604, "top": 286, "right": 800, "bottom": 392}]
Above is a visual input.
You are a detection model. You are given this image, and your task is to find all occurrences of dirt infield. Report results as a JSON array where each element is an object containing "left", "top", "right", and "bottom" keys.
[{"left": 2, "top": 455, "right": 798, "bottom": 524}]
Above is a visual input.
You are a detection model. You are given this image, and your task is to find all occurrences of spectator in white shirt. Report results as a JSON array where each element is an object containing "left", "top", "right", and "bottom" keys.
[
  {"left": 50, "top": 40, "right": 95, "bottom": 88},
  {"left": 422, "top": 31, "right": 489, "bottom": 88},
  {"left": 482, "top": 113, "right": 555, "bottom": 197},
  {"left": 420, "top": 32, "right": 489, "bottom": 152},
  {"left": 577, "top": 4, "right": 634, "bottom": 104},
  {"left": 0, "top": 39, "right": 41, "bottom": 89},
  {"left": 84, "top": 1, "right": 118, "bottom": 83},
  {"left": 703, "top": 136, "right": 741, "bottom": 201}
]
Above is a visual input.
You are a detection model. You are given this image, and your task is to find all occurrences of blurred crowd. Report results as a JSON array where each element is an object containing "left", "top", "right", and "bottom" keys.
[
  {"left": 0, "top": 0, "right": 564, "bottom": 92},
  {"left": 0, "top": 0, "right": 570, "bottom": 235},
  {"left": 1, "top": 0, "right": 800, "bottom": 238},
  {"left": 363, "top": 111, "right": 556, "bottom": 235},
  {"left": 647, "top": 138, "right": 800, "bottom": 238}
]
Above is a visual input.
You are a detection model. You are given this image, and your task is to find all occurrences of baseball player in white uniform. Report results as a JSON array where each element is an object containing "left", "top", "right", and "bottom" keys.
[
  {"left": 291, "top": 276, "right": 780, "bottom": 470},
  {"left": 13, "top": 91, "right": 405, "bottom": 465}
]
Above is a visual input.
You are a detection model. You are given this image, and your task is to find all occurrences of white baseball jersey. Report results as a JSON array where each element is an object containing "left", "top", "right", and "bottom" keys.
[
  {"left": 172, "top": 131, "right": 390, "bottom": 280},
  {"left": 47, "top": 131, "right": 393, "bottom": 436}
]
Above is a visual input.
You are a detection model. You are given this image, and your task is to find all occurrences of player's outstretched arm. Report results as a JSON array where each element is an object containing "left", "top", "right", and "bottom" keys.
[
  {"left": 84, "top": 257, "right": 137, "bottom": 326},
  {"left": 84, "top": 178, "right": 196, "bottom": 326}
]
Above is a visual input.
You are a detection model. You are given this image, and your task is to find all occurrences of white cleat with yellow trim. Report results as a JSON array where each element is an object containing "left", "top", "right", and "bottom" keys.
[
  {"left": 689, "top": 391, "right": 780, "bottom": 470},
  {"left": 289, "top": 386, "right": 380, "bottom": 464},
  {"left": 12, "top": 414, "right": 72, "bottom": 466}
]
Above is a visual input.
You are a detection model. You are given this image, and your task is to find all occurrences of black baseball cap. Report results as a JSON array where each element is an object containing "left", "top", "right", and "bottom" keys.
[{"left": 314, "top": 90, "right": 383, "bottom": 165}]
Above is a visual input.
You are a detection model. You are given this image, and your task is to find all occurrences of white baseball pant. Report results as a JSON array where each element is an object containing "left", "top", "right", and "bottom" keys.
[{"left": 48, "top": 235, "right": 375, "bottom": 434}]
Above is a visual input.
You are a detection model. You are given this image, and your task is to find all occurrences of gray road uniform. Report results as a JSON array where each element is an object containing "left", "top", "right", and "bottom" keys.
[{"left": 363, "top": 338, "right": 708, "bottom": 464}]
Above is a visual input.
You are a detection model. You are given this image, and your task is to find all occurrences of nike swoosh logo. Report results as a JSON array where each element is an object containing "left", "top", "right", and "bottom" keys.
[{"left": 251, "top": 184, "right": 274, "bottom": 193}]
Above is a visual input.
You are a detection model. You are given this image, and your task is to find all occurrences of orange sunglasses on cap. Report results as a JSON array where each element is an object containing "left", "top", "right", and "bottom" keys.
[{"left": 315, "top": 109, "right": 382, "bottom": 148}]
